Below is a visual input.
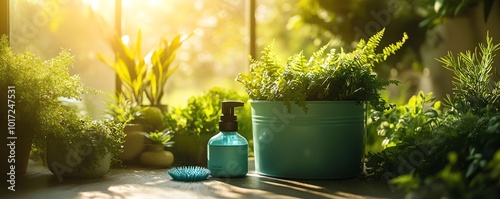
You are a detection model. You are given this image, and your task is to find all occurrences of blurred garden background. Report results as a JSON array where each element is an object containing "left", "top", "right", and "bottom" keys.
[{"left": 7, "top": 0, "right": 500, "bottom": 117}]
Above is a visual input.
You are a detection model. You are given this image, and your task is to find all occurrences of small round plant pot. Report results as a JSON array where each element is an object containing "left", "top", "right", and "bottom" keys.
[
  {"left": 251, "top": 101, "right": 365, "bottom": 179},
  {"left": 119, "top": 124, "right": 147, "bottom": 162},
  {"left": 140, "top": 144, "right": 174, "bottom": 167}
]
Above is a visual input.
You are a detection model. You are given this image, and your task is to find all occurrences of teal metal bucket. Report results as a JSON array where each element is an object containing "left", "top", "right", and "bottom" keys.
[{"left": 251, "top": 101, "right": 365, "bottom": 179}]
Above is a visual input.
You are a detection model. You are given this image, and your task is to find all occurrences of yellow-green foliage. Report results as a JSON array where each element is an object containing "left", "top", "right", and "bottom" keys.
[
  {"left": 52, "top": 110, "right": 126, "bottom": 170},
  {"left": 98, "top": 30, "right": 190, "bottom": 106},
  {"left": 164, "top": 87, "right": 251, "bottom": 141},
  {"left": 237, "top": 29, "right": 408, "bottom": 112},
  {"left": 0, "top": 35, "right": 90, "bottom": 147},
  {"left": 98, "top": 30, "right": 147, "bottom": 104},
  {"left": 439, "top": 33, "right": 500, "bottom": 116},
  {"left": 1, "top": 35, "right": 125, "bottom": 168},
  {"left": 146, "top": 131, "right": 173, "bottom": 145},
  {"left": 366, "top": 34, "right": 500, "bottom": 198}
]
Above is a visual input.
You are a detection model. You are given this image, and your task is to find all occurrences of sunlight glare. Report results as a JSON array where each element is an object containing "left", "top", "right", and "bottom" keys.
[
  {"left": 194, "top": 0, "right": 204, "bottom": 10},
  {"left": 147, "top": 0, "right": 163, "bottom": 7},
  {"left": 81, "top": 0, "right": 100, "bottom": 11},
  {"left": 123, "top": 0, "right": 132, "bottom": 8},
  {"left": 121, "top": 35, "right": 130, "bottom": 45}
]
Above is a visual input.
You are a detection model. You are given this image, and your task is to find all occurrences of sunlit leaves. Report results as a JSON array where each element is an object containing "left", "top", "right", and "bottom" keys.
[
  {"left": 237, "top": 29, "right": 407, "bottom": 112},
  {"left": 145, "top": 130, "right": 173, "bottom": 146},
  {"left": 0, "top": 35, "right": 102, "bottom": 164},
  {"left": 98, "top": 30, "right": 191, "bottom": 106},
  {"left": 366, "top": 34, "right": 500, "bottom": 198},
  {"left": 51, "top": 111, "right": 126, "bottom": 170},
  {"left": 370, "top": 91, "right": 442, "bottom": 148},
  {"left": 98, "top": 30, "right": 147, "bottom": 104},
  {"left": 164, "top": 87, "right": 251, "bottom": 139},
  {"left": 145, "top": 32, "right": 191, "bottom": 106},
  {"left": 438, "top": 32, "right": 500, "bottom": 116}
]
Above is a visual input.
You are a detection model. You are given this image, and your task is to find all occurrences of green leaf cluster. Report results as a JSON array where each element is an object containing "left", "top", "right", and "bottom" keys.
[
  {"left": 145, "top": 130, "right": 173, "bottom": 146},
  {"left": 365, "top": 91, "right": 447, "bottom": 179},
  {"left": 0, "top": 35, "right": 95, "bottom": 153},
  {"left": 164, "top": 87, "right": 252, "bottom": 140},
  {"left": 365, "top": 33, "right": 500, "bottom": 198},
  {"left": 98, "top": 30, "right": 190, "bottom": 106},
  {"left": 98, "top": 30, "right": 147, "bottom": 104},
  {"left": 236, "top": 29, "right": 407, "bottom": 112},
  {"left": 48, "top": 107, "right": 126, "bottom": 171},
  {"left": 145, "top": 32, "right": 193, "bottom": 106},
  {"left": 368, "top": 91, "right": 442, "bottom": 150},
  {"left": 104, "top": 93, "right": 143, "bottom": 124},
  {"left": 0, "top": 35, "right": 125, "bottom": 170}
]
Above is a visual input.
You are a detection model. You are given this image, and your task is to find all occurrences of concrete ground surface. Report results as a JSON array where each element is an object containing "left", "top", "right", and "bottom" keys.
[{"left": 2, "top": 158, "right": 404, "bottom": 199}]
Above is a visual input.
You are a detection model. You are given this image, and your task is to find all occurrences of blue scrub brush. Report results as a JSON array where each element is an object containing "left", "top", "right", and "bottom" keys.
[{"left": 168, "top": 166, "right": 211, "bottom": 182}]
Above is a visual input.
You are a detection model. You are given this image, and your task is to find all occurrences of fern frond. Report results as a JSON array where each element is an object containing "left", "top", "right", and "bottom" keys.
[{"left": 237, "top": 29, "right": 407, "bottom": 112}]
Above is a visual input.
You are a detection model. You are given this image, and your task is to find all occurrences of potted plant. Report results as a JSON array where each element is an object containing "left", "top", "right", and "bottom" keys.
[
  {"left": 105, "top": 94, "right": 146, "bottom": 163},
  {"left": 44, "top": 107, "right": 126, "bottom": 180},
  {"left": 105, "top": 94, "right": 166, "bottom": 163},
  {"left": 236, "top": 29, "right": 407, "bottom": 179},
  {"left": 0, "top": 35, "right": 90, "bottom": 175},
  {"left": 98, "top": 30, "right": 191, "bottom": 111},
  {"left": 140, "top": 130, "right": 175, "bottom": 167}
]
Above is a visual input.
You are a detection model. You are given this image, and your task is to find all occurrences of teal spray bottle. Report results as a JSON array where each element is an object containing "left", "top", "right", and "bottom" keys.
[{"left": 207, "top": 101, "right": 248, "bottom": 178}]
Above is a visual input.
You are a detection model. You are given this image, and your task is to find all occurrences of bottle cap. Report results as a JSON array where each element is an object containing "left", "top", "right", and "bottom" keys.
[{"left": 219, "top": 101, "right": 244, "bottom": 132}]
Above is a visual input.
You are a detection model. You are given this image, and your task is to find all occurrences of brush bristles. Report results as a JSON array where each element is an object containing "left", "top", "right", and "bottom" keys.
[{"left": 168, "top": 166, "right": 211, "bottom": 182}]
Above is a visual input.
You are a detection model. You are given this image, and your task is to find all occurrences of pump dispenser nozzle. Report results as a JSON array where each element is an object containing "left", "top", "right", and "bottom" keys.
[{"left": 219, "top": 101, "right": 244, "bottom": 132}]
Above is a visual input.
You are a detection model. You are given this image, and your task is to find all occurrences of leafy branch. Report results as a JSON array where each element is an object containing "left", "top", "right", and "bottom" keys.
[{"left": 439, "top": 32, "right": 500, "bottom": 116}]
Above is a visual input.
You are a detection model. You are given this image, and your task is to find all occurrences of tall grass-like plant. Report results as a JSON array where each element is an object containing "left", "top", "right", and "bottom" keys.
[
  {"left": 99, "top": 30, "right": 190, "bottom": 106},
  {"left": 98, "top": 30, "right": 147, "bottom": 105},
  {"left": 145, "top": 33, "right": 192, "bottom": 106}
]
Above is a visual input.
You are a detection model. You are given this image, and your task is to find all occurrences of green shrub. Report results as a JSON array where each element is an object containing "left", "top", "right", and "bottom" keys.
[
  {"left": 164, "top": 87, "right": 252, "bottom": 149},
  {"left": 237, "top": 29, "right": 407, "bottom": 112},
  {"left": 365, "top": 33, "right": 500, "bottom": 199}
]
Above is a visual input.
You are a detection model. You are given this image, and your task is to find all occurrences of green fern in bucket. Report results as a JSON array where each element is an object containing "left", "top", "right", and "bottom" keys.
[{"left": 236, "top": 28, "right": 407, "bottom": 112}]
